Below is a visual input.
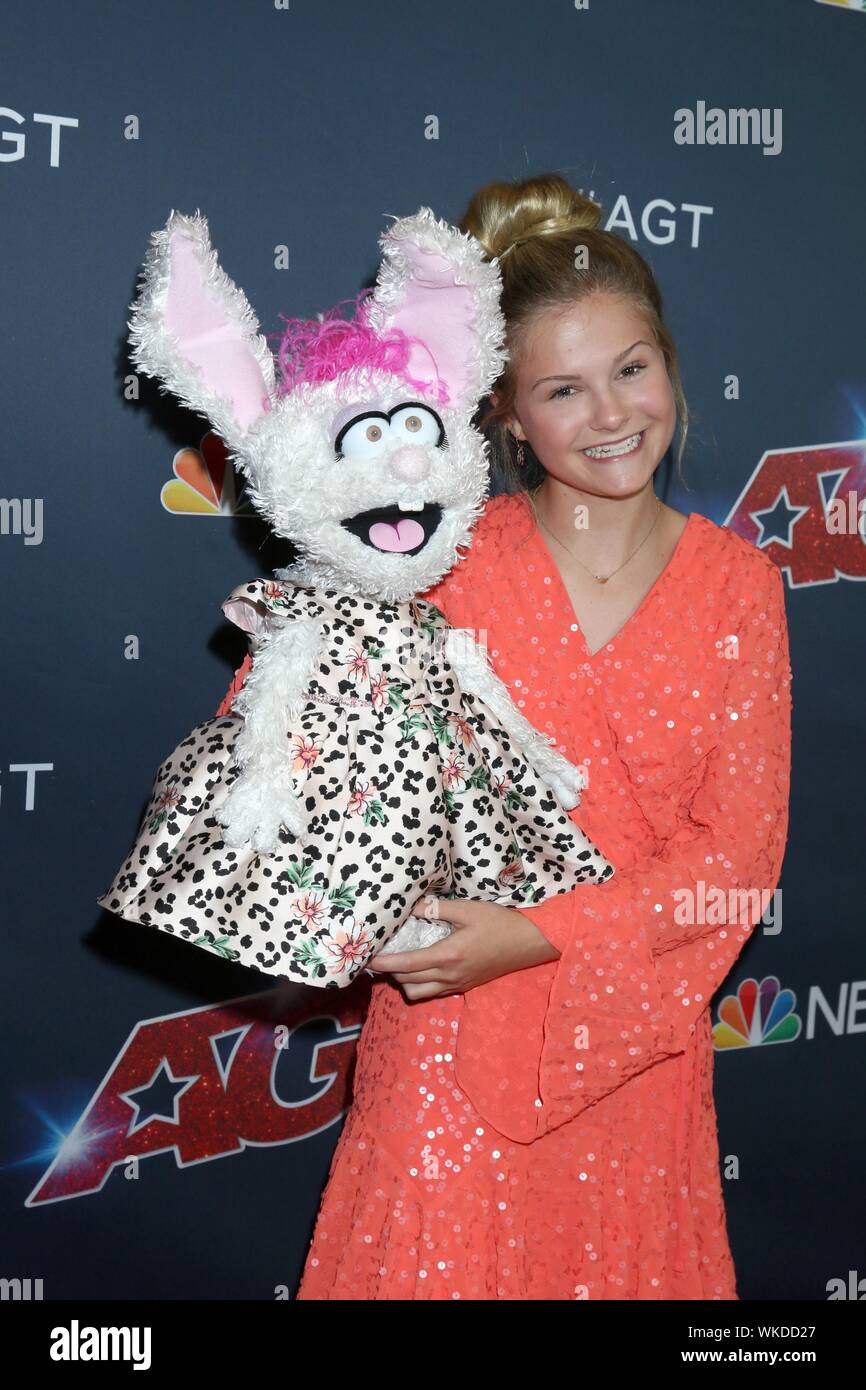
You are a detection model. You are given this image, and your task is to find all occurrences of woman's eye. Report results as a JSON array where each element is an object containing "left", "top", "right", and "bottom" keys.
[
  {"left": 550, "top": 363, "right": 646, "bottom": 400},
  {"left": 337, "top": 414, "right": 391, "bottom": 459},
  {"left": 389, "top": 403, "right": 444, "bottom": 447}
]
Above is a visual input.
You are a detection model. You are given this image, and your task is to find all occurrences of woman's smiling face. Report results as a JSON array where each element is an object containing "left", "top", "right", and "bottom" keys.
[{"left": 503, "top": 291, "right": 678, "bottom": 499}]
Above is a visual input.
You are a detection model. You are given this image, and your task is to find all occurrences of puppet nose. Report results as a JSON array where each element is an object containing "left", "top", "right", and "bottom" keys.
[{"left": 388, "top": 447, "right": 431, "bottom": 483}]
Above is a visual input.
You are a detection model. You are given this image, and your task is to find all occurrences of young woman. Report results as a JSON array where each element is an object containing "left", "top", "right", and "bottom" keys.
[{"left": 216, "top": 174, "right": 792, "bottom": 1300}]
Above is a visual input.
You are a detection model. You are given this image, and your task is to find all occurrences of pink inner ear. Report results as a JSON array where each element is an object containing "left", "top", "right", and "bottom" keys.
[
  {"left": 164, "top": 234, "right": 268, "bottom": 431},
  {"left": 382, "top": 250, "right": 478, "bottom": 404},
  {"left": 222, "top": 594, "right": 270, "bottom": 637}
]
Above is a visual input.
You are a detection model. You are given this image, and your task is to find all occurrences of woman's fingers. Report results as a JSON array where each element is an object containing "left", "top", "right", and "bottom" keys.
[
  {"left": 367, "top": 895, "right": 486, "bottom": 987},
  {"left": 386, "top": 967, "right": 447, "bottom": 986},
  {"left": 402, "top": 981, "right": 460, "bottom": 1001},
  {"left": 368, "top": 933, "right": 457, "bottom": 975}
]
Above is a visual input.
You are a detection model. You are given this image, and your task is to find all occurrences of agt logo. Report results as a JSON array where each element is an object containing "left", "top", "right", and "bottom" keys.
[
  {"left": 0, "top": 108, "right": 78, "bottom": 165},
  {"left": 0, "top": 763, "right": 52, "bottom": 811},
  {"left": 26, "top": 986, "right": 367, "bottom": 1206},
  {"left": 578, "top": 186, "right": 714, "bottom": 248},
  {"left": 713, "top": 975, "right": 866, "bottom": 1050},
  {"left": 725, "top": 438, "right": 866, "bottom": 587},
  {"left": 24, "top": 971, "right": 865, "bottom": 1206}
]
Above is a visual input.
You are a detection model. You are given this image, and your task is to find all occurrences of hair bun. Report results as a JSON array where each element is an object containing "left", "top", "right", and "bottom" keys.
[
  {"left": 462, "top": 175, "right": 603, "bottom": 264},
  {"left": 497, "top": 205, "right": 602, "bottom": 261}
]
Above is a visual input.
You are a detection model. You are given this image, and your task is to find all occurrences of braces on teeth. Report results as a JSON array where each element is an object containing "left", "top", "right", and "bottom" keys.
[{"left": 584, "top": 431, "right": 642, "bottom": 458}]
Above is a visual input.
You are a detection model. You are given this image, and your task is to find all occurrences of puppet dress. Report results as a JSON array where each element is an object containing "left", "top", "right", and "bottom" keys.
[{"left": 97, "top": 578, "right": 614, "bottom": 988}]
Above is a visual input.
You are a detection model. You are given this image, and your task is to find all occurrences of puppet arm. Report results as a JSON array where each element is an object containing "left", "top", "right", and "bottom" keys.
[
  {"left": 444, "top": 626, "right": 586, "bottom": 809},
  {"left": 215, "top": 593, "right": 325, "bottom": 853}
]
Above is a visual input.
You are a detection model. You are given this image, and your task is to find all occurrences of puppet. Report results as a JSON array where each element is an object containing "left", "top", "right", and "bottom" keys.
[{"left": 97, "top": 207, "right": 614, "bottom": 987}]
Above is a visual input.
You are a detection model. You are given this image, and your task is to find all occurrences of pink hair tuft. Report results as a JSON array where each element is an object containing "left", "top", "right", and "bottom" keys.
[{"left": 268, "top": 288, "right": 449, "bottom": 405}]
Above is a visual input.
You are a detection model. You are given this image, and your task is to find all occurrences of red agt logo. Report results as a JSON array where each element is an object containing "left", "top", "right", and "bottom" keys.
[
  {"left": 26, "top": 986, "right": 368, "bottom": 1206},
  {"left": 725, "top": 438, "right": 866, "bottom": 586}
]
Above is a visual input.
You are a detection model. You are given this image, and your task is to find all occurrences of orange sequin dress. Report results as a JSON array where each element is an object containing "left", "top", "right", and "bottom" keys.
[{"left": 216, "top": 491, "right": 793, "bottom": 1300}]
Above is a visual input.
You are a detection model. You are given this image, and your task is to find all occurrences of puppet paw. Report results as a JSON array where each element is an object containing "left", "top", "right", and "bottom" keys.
[
  {"left": 217, "top": 778, "right": 307, "bottom": 852},
  {"left": 536, "top": 751, "right": 587, "bottom": 810}
]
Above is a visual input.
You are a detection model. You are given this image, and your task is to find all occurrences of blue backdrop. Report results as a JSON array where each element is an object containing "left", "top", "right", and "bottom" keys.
[{"left": 3, "top": 0, "right": 864, "bottom": 1301}]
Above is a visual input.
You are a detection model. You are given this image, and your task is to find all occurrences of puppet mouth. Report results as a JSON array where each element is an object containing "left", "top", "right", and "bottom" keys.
[{"left": 341, "top": 503, "right": 443, "bottom": 554}]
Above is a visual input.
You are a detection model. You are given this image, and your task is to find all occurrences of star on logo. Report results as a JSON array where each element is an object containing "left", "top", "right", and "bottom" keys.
[
  {"left": 750, "top": 487, "right": 810, "bottom": 548},
  {"left": 119, "top": 1060, "right": 200, "bottom": 1137}
]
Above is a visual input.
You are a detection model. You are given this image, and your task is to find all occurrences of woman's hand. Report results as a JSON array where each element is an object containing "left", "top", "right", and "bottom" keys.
[{"left": 366, "top": 895, "right": 562, "bottom": 1001}]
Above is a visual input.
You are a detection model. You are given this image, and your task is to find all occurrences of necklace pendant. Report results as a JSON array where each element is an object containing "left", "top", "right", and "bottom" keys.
[{"left": 596, "top": 575, "right": 609, "bottom": 584}]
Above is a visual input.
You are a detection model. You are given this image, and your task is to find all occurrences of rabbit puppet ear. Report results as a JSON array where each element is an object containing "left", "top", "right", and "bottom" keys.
[
  {"left": 363, "top": 206, "right": 507, "bottom": 413},
  {"left": 128, "top": 210, "right": 275, "bottom": 449}
]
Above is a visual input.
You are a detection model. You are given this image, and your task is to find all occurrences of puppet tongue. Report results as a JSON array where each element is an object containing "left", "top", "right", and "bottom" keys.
[{"left": 368, "top": 517, "right": 425, "bottom": 552}]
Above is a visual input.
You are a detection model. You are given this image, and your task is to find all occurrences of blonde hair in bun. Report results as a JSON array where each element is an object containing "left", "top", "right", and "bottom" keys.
[{"left": 458, "top": 172, "right": 689, "bottom": 493}]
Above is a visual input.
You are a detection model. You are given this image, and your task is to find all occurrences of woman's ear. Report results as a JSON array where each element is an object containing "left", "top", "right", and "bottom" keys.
[{"left": 492, "top": 394, "right": 524, "bottom": 442}]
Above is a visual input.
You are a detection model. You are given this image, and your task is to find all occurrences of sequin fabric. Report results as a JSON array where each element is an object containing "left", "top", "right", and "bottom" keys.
[{"left": 216, "top": 492, "right": 793, "bottom": 1299}]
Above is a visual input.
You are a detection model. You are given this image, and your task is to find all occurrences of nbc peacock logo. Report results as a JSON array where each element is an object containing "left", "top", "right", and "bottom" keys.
[
  {"left": 814, "top": 1, "right": 865, "bottom": 10},
  {"left": 713, "top": 976, "right": 802, "bottom": 1049},
  {"left": 160, "top": 431, "right": 256, "bottom": 517}
]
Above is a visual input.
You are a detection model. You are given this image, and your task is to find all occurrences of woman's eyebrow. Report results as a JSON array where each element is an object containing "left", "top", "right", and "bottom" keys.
[{"left": 532, "top": 339, "right": 653, "bottom": 390}]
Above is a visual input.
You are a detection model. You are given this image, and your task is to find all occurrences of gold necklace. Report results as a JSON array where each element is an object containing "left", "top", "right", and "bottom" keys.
[{"left": 534, "top": 493, "right": 662, "bottom": 584}]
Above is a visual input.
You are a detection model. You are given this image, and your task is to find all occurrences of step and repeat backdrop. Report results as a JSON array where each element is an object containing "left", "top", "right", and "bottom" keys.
[{"left": 3, "top": 0, "right": 864, "bottom": 1301}]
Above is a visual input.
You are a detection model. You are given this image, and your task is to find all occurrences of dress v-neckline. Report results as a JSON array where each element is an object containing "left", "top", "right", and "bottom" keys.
[{"left": 524, "top": 502, "right": 700, "bottom": 661}]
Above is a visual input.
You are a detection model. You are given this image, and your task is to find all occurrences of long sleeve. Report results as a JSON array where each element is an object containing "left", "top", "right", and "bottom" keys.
[{"left": 510, "top": 558, "right": 792, "bottom": 1137}]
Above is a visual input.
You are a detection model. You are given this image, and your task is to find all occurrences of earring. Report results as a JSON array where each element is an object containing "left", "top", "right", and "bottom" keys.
[{"left": 516, "top": 439, "right": 525, "bottom": 468}]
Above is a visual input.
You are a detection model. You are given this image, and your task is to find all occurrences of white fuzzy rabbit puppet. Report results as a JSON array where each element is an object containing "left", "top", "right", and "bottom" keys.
[{"left": 97, "top": 206, "right": 614, "bottom": 988}]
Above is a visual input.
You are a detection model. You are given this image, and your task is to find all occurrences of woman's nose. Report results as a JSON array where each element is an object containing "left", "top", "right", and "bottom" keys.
[
  {"left": 588, "top": 390, "right": 628, "bottom": 432},
  {"left": 388, "top": 446, "right": 431, "bottom": 483}
]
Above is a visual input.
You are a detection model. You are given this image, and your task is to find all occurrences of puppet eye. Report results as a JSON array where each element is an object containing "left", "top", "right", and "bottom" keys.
[
  {"left": 389, "top": 402, "right": 445, "bottom": 448},
  {"left": 335, "top": 412, "right": 391, "bottom": 460}
]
